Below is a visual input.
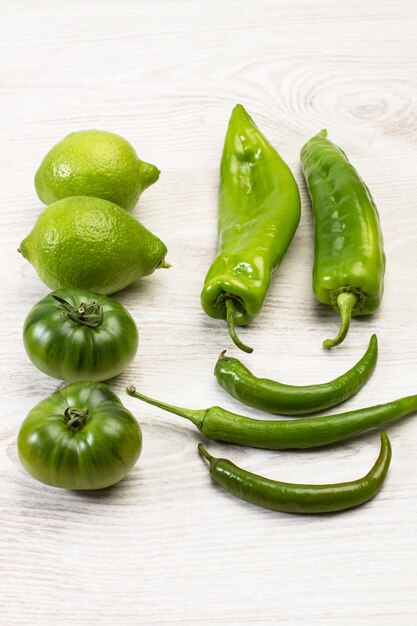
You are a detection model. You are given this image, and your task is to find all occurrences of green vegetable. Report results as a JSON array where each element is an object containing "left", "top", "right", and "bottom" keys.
[
  {"left": 18, "top": 382, "right": 142, "bottom": 490},
  {"left": 23, "top": 289, "right": 138, "bottom": 382},
  {"left": 215, "top": 334, "right": 377, "bottom": 415},
  {"left": 198, "top": 432, "right": 391, "bottom": 514},
  {"left": 201, "top": 104, "right": 300, "bottom": 353},
  {"left": 126, "top": 386, "right": 417, "bottom": 450},
  {"left": 301, "top": 130, "right": 385, "bottom": 348}
]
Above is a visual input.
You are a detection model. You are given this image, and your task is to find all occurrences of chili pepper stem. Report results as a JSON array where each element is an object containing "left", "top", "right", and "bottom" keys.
[
  {"left": 214, "top": 350, "right": 228, "bottom": 371},
  {"left": 323, "top": 291, "right": 358, "bottom": 349},
  {"left": 225, "top": 299, "right": 253, "bottom": 354},
  {"left": 126, "top": 386, "right": 206, "bottom": 428},
  {"left": 198, "top": 443, "right": 215, "bottom": 466}
]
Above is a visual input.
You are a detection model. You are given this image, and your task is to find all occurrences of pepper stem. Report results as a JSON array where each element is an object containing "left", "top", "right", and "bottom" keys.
[
  {"left": 225, "top": 299, "right": 253, "bottom": 354},
  {"left": 323, "top": 292, "right": 358, "bottom": 349},
  {"left": 198, "top": 443, "right": 216, "bottom": 466},
  {"left": 126, "top": 386, "right": 206, "bottom": 428},
  {"left": 214, "top": 350, "right": 228, "bottom": 372}
]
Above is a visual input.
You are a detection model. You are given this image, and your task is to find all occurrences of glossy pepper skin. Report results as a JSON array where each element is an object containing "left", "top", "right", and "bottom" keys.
[
  {"left": 301, "top": 130, "right": 385, "bottom": 348},
  {"left": 126, "top": 386, "right": 417, "bottom": 450},
  {"left": 198, "top": 432, "right": 391, "bottom": 514},
  {"left": 201, "top": 104, "right": 301, "bottom": 352},
  {"left": 215, "top": 334, "right": 377, "bottom": 415}
]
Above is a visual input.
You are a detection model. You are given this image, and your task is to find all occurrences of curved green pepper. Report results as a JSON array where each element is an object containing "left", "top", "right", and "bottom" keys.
[
  {"left": 126, "top": 385, "right": 417, "bottom": 450},
  {"left": 301, "top": 130, "right": 385, "bottom": 348},
  {"left": 215, "top": 334, "right": 378, "bottom": 415},
  {"left": 198, "top": 432, "right": 391, "bottom": 514},
  {"left": 201, "top": 104, "right": 301, "bottom": 352}
]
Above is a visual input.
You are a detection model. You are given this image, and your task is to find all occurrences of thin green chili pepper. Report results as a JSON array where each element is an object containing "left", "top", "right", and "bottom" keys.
[
  {"left": 126, "top": 385, "right": 417, "bottom": 450},
  {"left": 198, "top": 432, "right": 391, "bottom": 514},
  {"left": 215, "top": 334, "right": 377, "bottom": 415},
  {"left": 301, "top": 130, "right": 385, "bottom": 349},
  {"left": 201, "top": 104, "right": 301, "bottom": 353}
]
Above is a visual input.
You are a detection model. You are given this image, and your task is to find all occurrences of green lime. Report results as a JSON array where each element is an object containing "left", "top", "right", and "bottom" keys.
[
  {"left": 34, "top": 130, "right": 160, "bottom": 210},
  {"left": 19, "top": 196, "right": 169, "bottom": 294}
]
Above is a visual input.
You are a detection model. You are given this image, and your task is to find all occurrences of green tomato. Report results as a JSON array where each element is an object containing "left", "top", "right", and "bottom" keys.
[
  {"left": 18, "top": 382, "right": 142, "bottom": 490},
  {"left": 23, "top": 289, "right": 138, "bottom": 382}
]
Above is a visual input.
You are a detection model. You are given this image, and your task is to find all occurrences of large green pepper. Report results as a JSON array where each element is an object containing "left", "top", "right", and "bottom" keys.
[
  {"left": 301, "top": 130, "right": 385, "bottom": 348},
  {"left": 201, "top": 104, "right": 301, "bottom": 352}
]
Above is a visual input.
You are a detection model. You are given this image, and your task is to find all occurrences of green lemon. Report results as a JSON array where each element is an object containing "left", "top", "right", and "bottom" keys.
[
  {"left": 34, "top": 130, "right": 160, "bottom": 210},
  {"left": 19, "top": 197, "right": 169, "bottom": 295}
]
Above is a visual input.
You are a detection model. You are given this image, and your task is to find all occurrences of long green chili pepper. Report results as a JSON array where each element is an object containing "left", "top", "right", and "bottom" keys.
[
  {"left": 215, "top": 334, "right": 377, "bottom": 415},
  {"left": 126, "top": 385, "right": 417, "bottom": 450},
  {"left": 301, "top": 130, "right": 385, "bottom": 349},
  {"left": 198, "top": 432, "right": 391, "bottom": 514},
  {"left": 201, "top": 104, "right": 301, "bottom": 353}
]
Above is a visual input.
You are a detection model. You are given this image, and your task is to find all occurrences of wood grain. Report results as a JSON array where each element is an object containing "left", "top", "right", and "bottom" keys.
[{"left": 1, "top": 0, "right": 417, "bottom": 624}]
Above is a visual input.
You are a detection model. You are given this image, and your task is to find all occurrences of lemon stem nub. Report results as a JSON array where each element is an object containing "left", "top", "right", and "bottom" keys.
[{"left": 139, "top": 161, "right": 160, "bottom": 190}]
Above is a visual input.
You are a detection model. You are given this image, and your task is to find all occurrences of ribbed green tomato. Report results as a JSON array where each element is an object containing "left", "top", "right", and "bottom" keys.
[
  {"left": 18, "top": 382, "right": 142, "bottom": 490},
  {"left": 23, "top": 289, "right": 138, "bottom": 382}
]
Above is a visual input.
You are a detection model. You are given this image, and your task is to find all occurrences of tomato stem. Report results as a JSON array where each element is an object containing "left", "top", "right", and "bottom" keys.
[
  {"left": 63, "top": 407, "right": 89, "bottom": 431},
  {"left": 52, "top": 295, "right": 103, "bottom": 328}
]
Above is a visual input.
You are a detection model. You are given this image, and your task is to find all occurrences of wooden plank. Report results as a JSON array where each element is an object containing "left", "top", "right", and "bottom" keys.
[{"left": 1, "top": 1, "right": 416, "bottom": 624}]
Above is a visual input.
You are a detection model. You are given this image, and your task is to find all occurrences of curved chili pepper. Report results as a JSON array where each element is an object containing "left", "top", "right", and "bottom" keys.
[
  {"left": 215, "top": 334, "right": 377, "bottom": 415},
  {"left": 198, "top": 432, "right": 391, "bottom": 514},
  {"left": 301, "top": 130, "right": 385, "bottom": 349},
  {"left": 201, "top": 104, "right": 301, "bottom": 353},
  {"left": 126, "top": 386, "right": 417, "bottom": 450}
]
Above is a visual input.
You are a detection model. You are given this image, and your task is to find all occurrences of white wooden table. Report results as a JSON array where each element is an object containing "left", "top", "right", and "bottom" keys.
[{"left": 2, "top": 1, "right": 417, "bottom": 624}]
